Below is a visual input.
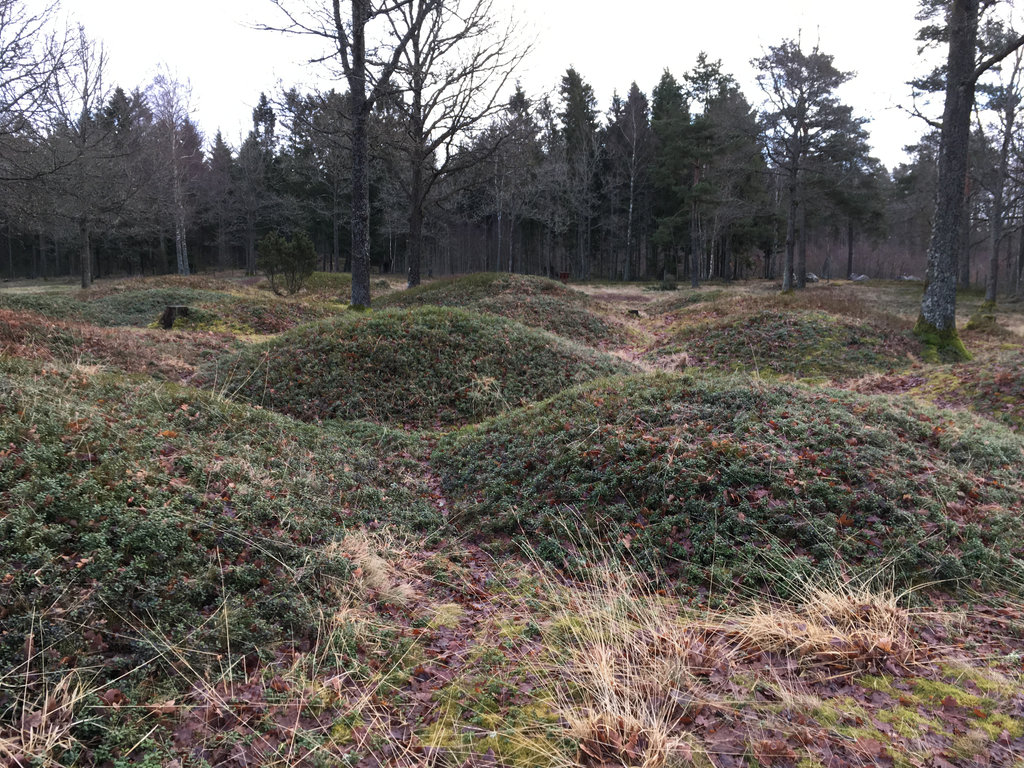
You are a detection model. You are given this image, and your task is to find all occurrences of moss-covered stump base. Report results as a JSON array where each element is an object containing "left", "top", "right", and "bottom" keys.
[{"left": 913, "top": 317, "right": 972, "bottom": 362}]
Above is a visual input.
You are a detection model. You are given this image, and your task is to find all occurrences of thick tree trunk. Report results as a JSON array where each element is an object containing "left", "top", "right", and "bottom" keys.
[
  {"left": 796, "top": 196, "right": 807, "bottom": 289},
  {"left": 783, "top": 171, "right": 797, "bottom": 292},
  {"left": 407, "top": 159, "right": 424, "bottom": 288},
  {"left": 847, "top": 219, "right": 855, "bottom": 279},
  {"left": 917, "top": 0, "right": 978, "bottom": 357},
  {"left": 347, "top": 0, "right": 372, "bottom": 308},
  {"left": 350, "top": 107, "right": 371, "bottom": 308},
  {"left": 79, "top": 218, "right": 92, "bottom": 289}
]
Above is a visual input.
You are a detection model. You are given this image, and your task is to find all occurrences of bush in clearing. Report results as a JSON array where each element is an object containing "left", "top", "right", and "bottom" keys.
[{"left": 258, "top": 231, "right": 318, "bottom": 295}]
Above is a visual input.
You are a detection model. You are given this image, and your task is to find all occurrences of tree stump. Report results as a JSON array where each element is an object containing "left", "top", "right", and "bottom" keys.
[{"left": 160, "top": 305, "right": 190, "bottom": 330}]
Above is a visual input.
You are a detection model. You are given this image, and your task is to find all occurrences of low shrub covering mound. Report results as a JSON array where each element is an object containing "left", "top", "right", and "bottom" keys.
[
  {"left": 205, "top": 306, "right": 633, "bottom": 427},
  {"left": 0, "top": 285, "right": 336, "bottom": 332},
  {"left": 378, "top": 272, "right": 622, "bottom": 345},
  {"left": 665, "top": 310, "right": 917, "bottom": 379},
  {"left": 434, "top": 372, "right": 1024, "bottom": 593},
  {"left": 0, "top": 359, "right": 441, "bottom": 676},
  {"left": 920, "top": 348, "right": 1024, "bottom": 433}
]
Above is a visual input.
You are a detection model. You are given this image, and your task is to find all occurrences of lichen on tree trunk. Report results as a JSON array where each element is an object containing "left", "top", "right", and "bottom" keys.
[{"left": 915, "top": 0, "right": 979, "bottom": 362}]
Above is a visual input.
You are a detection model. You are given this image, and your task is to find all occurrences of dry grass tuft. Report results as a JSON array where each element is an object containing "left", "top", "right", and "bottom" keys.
[
  {"left": 537, "top": 566, "right": 724, "bottom": 768},
  {"left": 0, "top": 666, "right": 92, "bottom": 767},
  {"left": 327, "top": 529, "right": 421, "bottom": 608},
  {"left": 723, "top": 579, "right": 914, "bottom": 669}
]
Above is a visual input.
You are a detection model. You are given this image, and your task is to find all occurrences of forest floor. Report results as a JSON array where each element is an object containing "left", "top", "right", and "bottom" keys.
[{"left": 1, "top": 272, "right": 1023, "bottom": 768}]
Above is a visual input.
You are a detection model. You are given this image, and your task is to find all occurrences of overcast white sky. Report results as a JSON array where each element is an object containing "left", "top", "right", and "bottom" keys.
[{"left": 57, "top": 0, "right": 932, "bottom": 168}]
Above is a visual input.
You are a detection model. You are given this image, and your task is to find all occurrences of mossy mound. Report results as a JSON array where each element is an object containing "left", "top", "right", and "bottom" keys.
[
  {"left": 0, "top": 285, "right": 336, "bottom": 332},
  {"left": 0, "top": 358, "right": 440, "bottom": 676},
  {"left": 0, "top": 307, "right": 239, "bottom": 381},
  {"left": 204, "top": 306, "right": 634, "bottom": 427},
  {"left": 922, "top": 349, "right": 1024, "bottom": 432},
  {"left": 378, "top": 273, "right": 622, "bottom": 346},
  {"left": 434, "top": 372, "right": 1024, "bottom": 593},
  {"left": 663, "top": 310, "right": 917, "bottom": 380}
]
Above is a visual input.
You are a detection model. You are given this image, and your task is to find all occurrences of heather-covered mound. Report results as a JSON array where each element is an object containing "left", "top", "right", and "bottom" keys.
[
  {"left": 662, "top": 309, "right": 918, "bottom": 380},
  {"left": 435, "top": 372, "right": 1024, "bottom": 592},
  {"left": 378, "top": 272, "right": 623, "bottom": 345},
  {"left": 924, "top": 347, "right": 1024, "bottom": 433},
  {"left": 0, "top": 282, "right": 337, "bottom": 333},
  {"left": 0, "top": 307, "right": 239, "bottom": 381},
  {"left": 205, "top": 306, "right": 633, "bottom": 427},
  {"left": 0, "top": 358, "right": 439, "bottom": 675}
]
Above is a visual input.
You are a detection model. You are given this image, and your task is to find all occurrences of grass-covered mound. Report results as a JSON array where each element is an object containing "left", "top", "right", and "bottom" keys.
[
  {"left": 922, "top": 348, "right": 1024, "bottom": 432},
  {"left": 662, "top": 309, "right": 918, "bottom": 380},
  {"left": 0, "top": 282, "right": 338, "bottom": 333},
  {"left": 205, "top": 306, "right": 634, "bottom": 427},
  {"left": 0, "top": 358, "right": 440, "bottom": 678},
  {"left": 0, "top": 307, "right": 240, "bottom": 381},
  {"left": 378, "top": 272, "right": 623, "bottom": 346},
  {"left": 434, "top": 372, "right": 1024, "bottom": 593}
]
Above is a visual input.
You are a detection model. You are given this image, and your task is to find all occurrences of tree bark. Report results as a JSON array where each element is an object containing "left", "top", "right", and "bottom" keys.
[
  {"left": 350, "top": 104, "right": 371, "bottom": 307},
  {"left": 783, "top": 170, "right": 797, "bottom": 291},
  {"left": 407, "top": 157, "right": 424, "bottom": 288},
  {"left": 796, "top": 192, "right": 807, "bottom": 289},
  {"left": 79, "top": 218, "right": 92, "bottom": 289},
  {"left": 917, "top": 0, "right": 979, "bottom": 356}
]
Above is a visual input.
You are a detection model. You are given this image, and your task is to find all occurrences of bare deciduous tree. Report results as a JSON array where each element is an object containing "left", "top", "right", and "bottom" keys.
[
  {"left": 388, "top": 0, "right": 525, "bottom": 287},
  {"left": 265, "top": 0, "right": 436, "bottom": 307}
]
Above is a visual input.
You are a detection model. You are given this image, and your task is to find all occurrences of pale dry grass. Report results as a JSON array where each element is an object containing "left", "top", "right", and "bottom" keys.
[
  {"left": 0, "top": 672, "right": 91, "bottom": 767},
  {"left": 326, "top": 528, "right": 422, "bottom": 608},
  {"left": 720, "top": 579, "right": 915, "bottom": 669},
  {"left": 533, "top": 566, "right": 723, "bottom": 768}
]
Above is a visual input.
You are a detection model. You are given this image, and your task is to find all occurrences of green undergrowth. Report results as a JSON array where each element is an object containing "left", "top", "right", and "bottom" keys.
[
  {"left": 0, "top": 284, "right": 339, "bottom": 333},
  {"left": 662, "top": 309, "right": 918, "bottom": 380},
  {"left": 378, "top": 272, "right": 623, "bottom": 346},
  {"left": 203, "top": 306, "right": 633, "bottom": 427},
  {"left": 914, "top": 317, "right": 972, "bottom": 362},
  {"left": 434, "top": 372, "right": 1024, "bottom": 594},
  {"left": 0, "top": 357, "right": 442, "bottom": 679},
  {"left": 921, "top": 347, "right": 1024, "bottom": 432}
]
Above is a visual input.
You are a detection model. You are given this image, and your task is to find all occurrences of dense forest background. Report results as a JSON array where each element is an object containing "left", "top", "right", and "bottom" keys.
[{"left": 2, "top": 0, "right": 1023, "bottom": 295}]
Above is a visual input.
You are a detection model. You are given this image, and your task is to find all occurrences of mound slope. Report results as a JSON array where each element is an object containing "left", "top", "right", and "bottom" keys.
[
  {"left": 662, "top": 309, "right": 918, "bottom": 380},
  {"left": 434, "top": 372, "right": 1024, "bottom": 592},
  {"left": 0, "top": 359, "right": 438, "bottom": 673},
  {"left": 205, "top": 306, "right": 634, "bottom": 427},
  {"left": 0, "top": 283, "right": 334, "bottom": 332},
  {"left": 378, "top": 272, "right": 623, "bottom": 346}
]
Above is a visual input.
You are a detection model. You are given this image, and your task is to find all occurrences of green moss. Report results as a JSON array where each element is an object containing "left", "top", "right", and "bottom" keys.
[
  {"left": 329, "top": 712, "right": 364, "bottom": 745},
  {"left": 913, "top": 316, "right": 972, "bottom": 361},
  {"left": 420, "top": 687, "right": 565, "bottom": 767},
  {"left": 857, "top": 674, "right": 901, "bottom": 697},
  {"left": 877, "top": 706, "right": 944, "bottom": 739},
  {"left": 939, "top": 662, "right": 1019, "bottom": 699},
  {"left": 975, "top": 712, "right": 1024, "bottom": 740},
  {"left": 911, "top": 678, "right": 985, "bottom": 709}
]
